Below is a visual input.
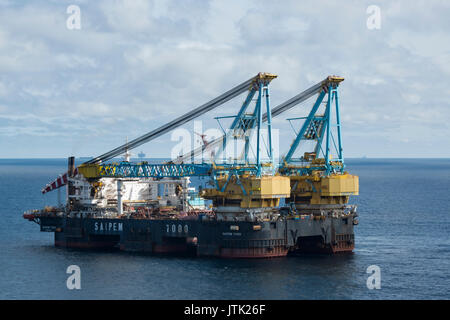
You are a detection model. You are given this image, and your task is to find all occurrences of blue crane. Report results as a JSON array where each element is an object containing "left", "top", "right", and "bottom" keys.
[
  {"left": 89, "top": 73, "right": 278, "bottom": 179},
  {"left": 279, "top": 76, "right": 345, "bottom": 176},
  {"left": 42, "top": 74, "right": 344, "bottom": 193}
]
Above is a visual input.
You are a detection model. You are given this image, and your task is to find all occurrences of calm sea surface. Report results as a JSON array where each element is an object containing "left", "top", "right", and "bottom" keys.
[{"left": 0, "top": 158, "right": 449, "bottom": 299}]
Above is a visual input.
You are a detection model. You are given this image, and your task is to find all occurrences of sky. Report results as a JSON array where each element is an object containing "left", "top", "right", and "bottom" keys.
[{"left": 0, "top": 0, "right": 449, "bottom": 159}]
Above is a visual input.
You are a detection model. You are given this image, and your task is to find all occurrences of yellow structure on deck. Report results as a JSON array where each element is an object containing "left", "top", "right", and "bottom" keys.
[
  {"left": 201, "top": 175, "right": 291, "bottom": 208},
  {"left": 77, "top": 163, "right": 101, "bottom": 179},
  {"left": 289, "top": 171, "right": 358, "bottom": 205}
]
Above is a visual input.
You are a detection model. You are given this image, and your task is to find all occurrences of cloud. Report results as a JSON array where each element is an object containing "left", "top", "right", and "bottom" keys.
[{"left": 0, "top": 0, "right": 448, "bottom": 158}]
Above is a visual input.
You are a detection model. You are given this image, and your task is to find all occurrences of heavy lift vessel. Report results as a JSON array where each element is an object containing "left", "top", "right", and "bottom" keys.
[{"left": 24, "top": 73, "right": 359, "bottom": 258}]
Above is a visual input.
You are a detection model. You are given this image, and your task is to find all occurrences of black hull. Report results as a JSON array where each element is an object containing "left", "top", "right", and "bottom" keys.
[{"left": 39, "top": 214, "right": 356, "bottom": 258}]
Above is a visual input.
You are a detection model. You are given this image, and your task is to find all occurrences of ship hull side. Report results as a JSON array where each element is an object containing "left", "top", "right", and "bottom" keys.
[{"left": 37, "top": 214, "right": 356, "bottom": 257}]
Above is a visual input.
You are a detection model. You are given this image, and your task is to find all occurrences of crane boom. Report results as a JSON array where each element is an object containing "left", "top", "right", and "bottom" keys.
[
  {"left": 85, "top": 73, "right": 271, "bottom": 164},
  {"left": 42, "top": 73, "right": 275, "bottom": 194},
  {"left": 171, "top": 76, "right": 335, "bottom": 164}
]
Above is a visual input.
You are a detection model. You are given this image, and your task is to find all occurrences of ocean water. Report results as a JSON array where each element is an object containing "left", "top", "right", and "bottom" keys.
[{"left": 0, "top": 158, "right": 449, "bottom": 300}]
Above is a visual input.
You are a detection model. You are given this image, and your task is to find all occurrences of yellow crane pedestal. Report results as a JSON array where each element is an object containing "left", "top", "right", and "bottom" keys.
[
  {"left": 201, "top": 175, "right": 291, "bottom": 208},
  {"left": 288, "top": 173, "right": 359, "bottom": 206}
]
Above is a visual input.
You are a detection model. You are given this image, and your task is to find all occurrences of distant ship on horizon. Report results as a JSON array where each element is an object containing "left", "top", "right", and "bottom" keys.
[{"left": 138, "top": 151, "right": 146, "bottom": 159}]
